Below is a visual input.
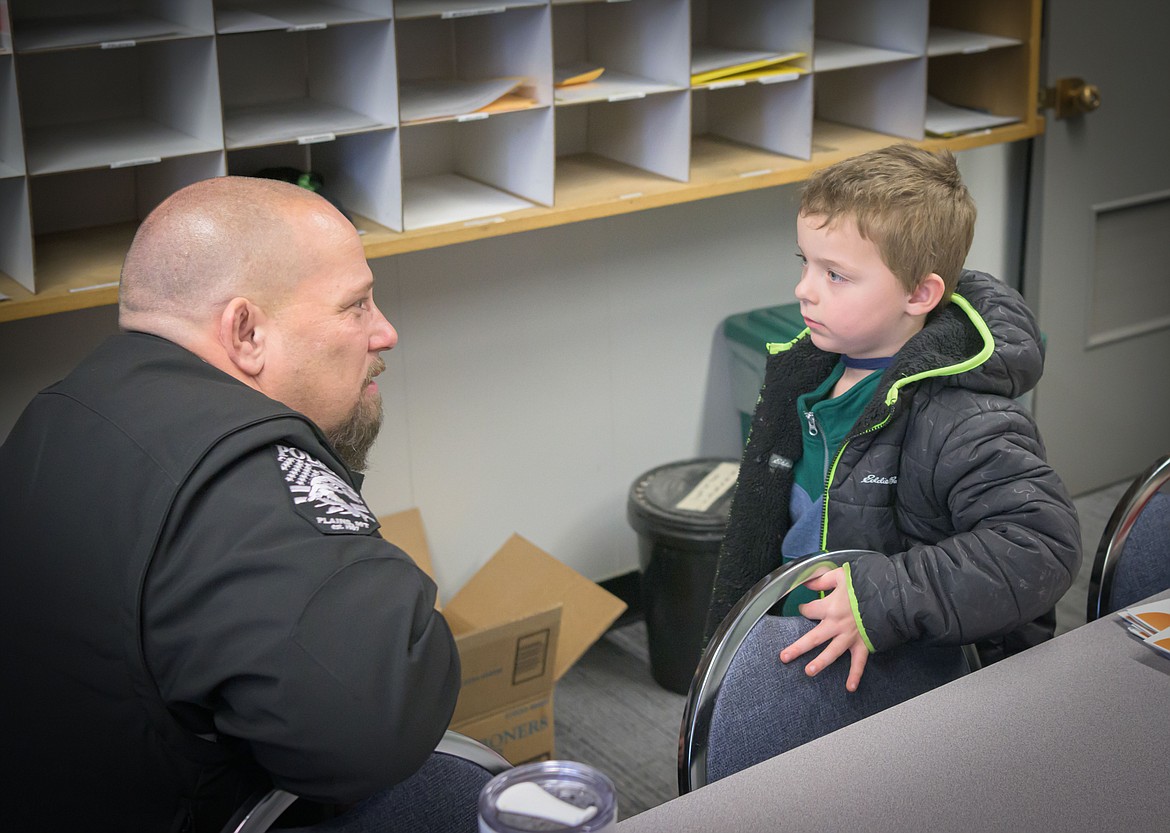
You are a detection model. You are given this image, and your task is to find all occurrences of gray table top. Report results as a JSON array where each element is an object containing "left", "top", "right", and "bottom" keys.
[{"left": 618, "top": 591, "right": 1170, "bottom": 833}]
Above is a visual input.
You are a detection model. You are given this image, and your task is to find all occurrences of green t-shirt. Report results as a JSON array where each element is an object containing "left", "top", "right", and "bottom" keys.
[{"left": 781, "top": 361, "right": 885, "bottom": 614}]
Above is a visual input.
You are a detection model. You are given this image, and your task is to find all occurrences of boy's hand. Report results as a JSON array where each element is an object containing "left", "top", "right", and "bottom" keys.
[{"left": 778, "top": 567, "right": 870, "bottom": 691}]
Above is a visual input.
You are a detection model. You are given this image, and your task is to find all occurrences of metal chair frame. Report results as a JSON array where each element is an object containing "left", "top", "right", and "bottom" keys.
[
  {"left": 221, "top": 730, "right": 511, "bottom": 833},
  {"left": 678, "top": 550, "right": 864, "bottom": 795},
  {"left": 1086, "top": 453, "right": 1170, "bottom": 623},
  {"left": 678, "top": 549, "right": 979, "bottom": 795}
]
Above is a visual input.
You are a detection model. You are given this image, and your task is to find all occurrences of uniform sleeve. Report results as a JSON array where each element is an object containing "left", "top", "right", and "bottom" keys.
[
  {"left": 847, "top": 402, "right": 1082, "bottom": 653},
  {"left": 143, "top": 444, "right": 460, "bottom": 804}
]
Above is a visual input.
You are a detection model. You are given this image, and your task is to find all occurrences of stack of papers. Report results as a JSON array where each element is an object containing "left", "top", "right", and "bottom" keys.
[
  {"left": 925, "top": 96, "right": 1018, "bottom": 138},
  {"left": 1118, "top": 599, "right": 1170, "bottom": 658},
  {"left": 398, "top": 77, "right": 533, "bottom": 124},
  {"left": 691, "top": 46, "right": 805, "bottom": 86},
  {"left": 555, "top": 64, "right": 605, "bottom": 89}
]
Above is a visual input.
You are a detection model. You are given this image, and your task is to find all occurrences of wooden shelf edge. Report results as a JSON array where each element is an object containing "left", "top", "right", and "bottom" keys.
[{"left": 0, "top": 118, "right": 1045, "bottom": 326}]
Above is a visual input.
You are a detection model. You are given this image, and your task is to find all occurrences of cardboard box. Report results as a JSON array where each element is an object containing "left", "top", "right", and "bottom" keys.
[{"left": 379, "top": 509, "right": 627, "bottom": 764}]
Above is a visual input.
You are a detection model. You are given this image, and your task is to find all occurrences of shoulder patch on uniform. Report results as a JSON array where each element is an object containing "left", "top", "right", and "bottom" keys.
[{"left": 276, "top": 444, "right": 378, "bottom": 535}]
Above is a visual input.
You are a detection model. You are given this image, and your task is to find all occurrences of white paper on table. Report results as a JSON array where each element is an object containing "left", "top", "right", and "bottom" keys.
[
  {"left": 1143, "top": 626, "right": 1170, "bottom": 658},
  {"left": 1118, "top": 598, "right": 1170, "bottom": 636}
]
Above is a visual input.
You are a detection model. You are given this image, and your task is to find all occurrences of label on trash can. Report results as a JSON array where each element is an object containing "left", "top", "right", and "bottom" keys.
[{"left": 674, "top": 462, "right": 739, "bottom": 512}]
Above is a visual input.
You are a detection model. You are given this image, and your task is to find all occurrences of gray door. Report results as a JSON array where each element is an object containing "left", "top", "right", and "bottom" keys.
[{"left": 1026, "top": 1, "right": 1170, "bottom": 495}]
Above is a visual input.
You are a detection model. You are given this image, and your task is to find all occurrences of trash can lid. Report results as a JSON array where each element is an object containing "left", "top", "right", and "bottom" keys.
[{"left": 627, "top": 457, "right": 738, "bottom": 537}]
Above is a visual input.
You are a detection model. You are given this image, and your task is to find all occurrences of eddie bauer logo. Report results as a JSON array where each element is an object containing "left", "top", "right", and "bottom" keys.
[{"left": 861, "top": 474, "right": 897, "bottom": 485}]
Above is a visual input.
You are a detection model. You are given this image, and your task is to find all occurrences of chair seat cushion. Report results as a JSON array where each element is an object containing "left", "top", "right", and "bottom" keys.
[{"left": 707, "top": 615, "right": 968, "bottom": 783}]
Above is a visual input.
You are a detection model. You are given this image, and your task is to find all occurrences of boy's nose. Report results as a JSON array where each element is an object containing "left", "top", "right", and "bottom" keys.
[{"left": 794, "top": 273, "right": 814, "bottom": 304}]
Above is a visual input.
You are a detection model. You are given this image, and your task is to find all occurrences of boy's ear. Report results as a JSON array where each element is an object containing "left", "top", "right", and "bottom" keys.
[
  {"left": 219, "top": 296, "right": 268, "bottom": 378},
  {"left": 907, "top": 273, "right": 946, "bottom": 316}
]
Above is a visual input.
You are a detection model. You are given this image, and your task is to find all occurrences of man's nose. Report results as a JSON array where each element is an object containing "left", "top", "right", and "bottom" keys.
[{"left": 370, "top": 302, "right": 398, "bottom": 351}]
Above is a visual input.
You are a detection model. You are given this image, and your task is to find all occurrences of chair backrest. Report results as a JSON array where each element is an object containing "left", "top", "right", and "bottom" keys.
[
  {"left": 678, "top": 551, "right": 972, "bottom": 794},
  {"left": 221, "top": 730, "right": 512, "bottom": 833},
  {"left": 1087, "top": 454, "right": 1170, "bottom": 622}
]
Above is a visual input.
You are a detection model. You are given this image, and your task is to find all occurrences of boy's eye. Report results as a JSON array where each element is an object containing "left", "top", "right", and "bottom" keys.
[
  {"left": 794, "top": 252, "right": 807, "bottom": 265},
  {"left": 828, "top": 270, "right": 846, "bottom": 283}
]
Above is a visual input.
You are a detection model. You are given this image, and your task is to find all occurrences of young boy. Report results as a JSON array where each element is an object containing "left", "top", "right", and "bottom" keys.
[{"left": 705, "top": 144, "right": 1081, "bottom": 691}]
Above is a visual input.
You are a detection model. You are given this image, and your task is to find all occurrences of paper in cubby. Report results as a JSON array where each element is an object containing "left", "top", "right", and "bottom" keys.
[
  {"left": 927, "top": 25, "right": 1021, "bottom": 58},
  {"left": 396, "top": 4, "right": 552, "bottom": 119},
  {"left": 925, "top": 95, "right": 1018, "bottom": 138},
  {"left": 690, "top": 46, "right": 805, "bottom": 86},
  {"left": 555, "top": 63, "right": 605, "bottom": 88},
  {"left": 551, "top": 0, "right": 688, "bottom": 105},
  {"left": 399, "top": 77, "right": 530, "bottom": 124}
]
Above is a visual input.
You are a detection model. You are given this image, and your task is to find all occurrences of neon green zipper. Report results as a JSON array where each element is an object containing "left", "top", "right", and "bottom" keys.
[{"left": 818, "top": 290, "right": 994, "bottom": 549}]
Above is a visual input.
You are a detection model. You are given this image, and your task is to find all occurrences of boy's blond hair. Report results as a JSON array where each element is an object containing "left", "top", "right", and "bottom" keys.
[{"left": 800, "top": 144, "right": 976, "bottom": 302}]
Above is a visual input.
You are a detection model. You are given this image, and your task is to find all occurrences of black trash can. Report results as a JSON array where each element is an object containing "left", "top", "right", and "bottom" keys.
[{"left": 627, "top": 458, "right": 737, "bottom": 694}]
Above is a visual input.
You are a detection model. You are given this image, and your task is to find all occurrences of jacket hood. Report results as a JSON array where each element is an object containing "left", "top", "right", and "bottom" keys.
[{"left": 892, "top": 269, "right": 1044, "bottom": 400}]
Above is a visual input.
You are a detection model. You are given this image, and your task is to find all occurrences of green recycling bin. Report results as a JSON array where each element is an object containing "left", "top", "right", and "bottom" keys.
[{"left": 723, "top": 302, "right": 806, "bottom": 444}]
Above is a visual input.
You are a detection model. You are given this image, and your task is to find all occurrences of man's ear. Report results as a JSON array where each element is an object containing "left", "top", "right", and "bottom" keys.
[
  {"left": 907, "top": 273, "right": 946, "bottom": 316},
  {"left": 219, "top": 297, "right": 268, "bottom": 378}
]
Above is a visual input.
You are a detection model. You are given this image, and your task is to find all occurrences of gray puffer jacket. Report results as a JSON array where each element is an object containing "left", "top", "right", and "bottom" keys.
[{"left": 706, "top": 270, "right": 1081, "bottom": 664}]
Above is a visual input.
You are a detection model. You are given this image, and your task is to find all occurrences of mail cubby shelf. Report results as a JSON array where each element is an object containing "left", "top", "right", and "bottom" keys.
[
  {"left": 812, "top": 0, "right": 927, "bottom": 71},
  {"left": 690, "top": 0, "right": 813, "bottom": 85},
  {"left": 812, "top": 0, "right": 928, "bottom": 140},
  {"left": 0, "top": 54, "right": 22, "bottom": 178},
  {"left": 18, "top": 38, "right": 224, "bottom": 175},
  {"left": 0, "top": 0, "right": 1045, "bottom": 322},
  {"left": 21, "top": 152, "right": 225, "bottom": 294},
  {"left": 0, "top": 177, "right": 33, "bottom": 292},
  {"left": 227, "top": 128, "right": 402, "bottom": 230},
  {"left": 556, "top": 91, "right": 690, "bottom": 183},
  {"left": 551, "top": 0, "right": 689, "bottom": 181},
  {"left": 688, "top": 0, "right": 812, "bottom": 161},
  {"left": 0, "top": 1, "right": 11, "bottom": 54},
  {"left": 214, "top": 0, "right": 392, "bottom": 34},
  {"left": 691, "top": 74, "right": 813, "bottom": 162},
  {"left": 7, "top": 0, "right": 213, "bottom": 53},
  {"left": 926, "top": 0, "right": 1034, "bottom": 137},
  {"left": 396, "top": 0, "right": 545, "bottom": 19},
  {"left": 218, "top": 21, "right": 397, "bottom": 149},
  {"left": 396, "top": 5, "right": 551, "bottom": 125},
  {"left": 551, "top": 0, "right": 688, "bottom": 107},
  {"left": 401, "top": 105, "right": 554, "bottom": 230}
]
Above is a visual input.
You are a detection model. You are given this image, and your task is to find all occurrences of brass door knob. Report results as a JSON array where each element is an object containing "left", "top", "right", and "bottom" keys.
[{"left": 1043, "top": 77, "right": 1103, "bottom": 119}]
